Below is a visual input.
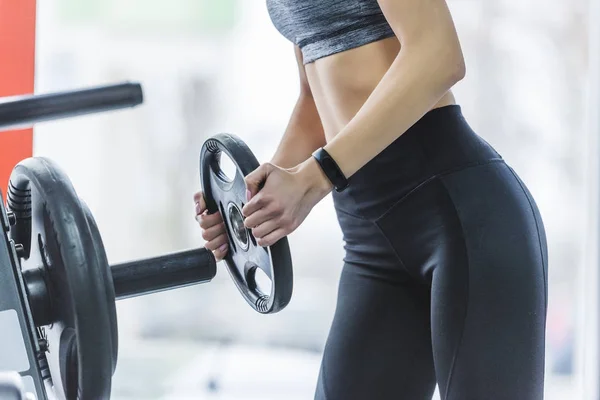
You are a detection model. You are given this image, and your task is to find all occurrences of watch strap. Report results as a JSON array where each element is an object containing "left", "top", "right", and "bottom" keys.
[{"left": 311, "top": 147, "right": 349, "bottom": 192}]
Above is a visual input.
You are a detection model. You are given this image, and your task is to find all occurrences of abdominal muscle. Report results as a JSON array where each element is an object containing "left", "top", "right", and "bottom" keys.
[{"left": 304, "top": 36, "right": 456, "bottom": 142}]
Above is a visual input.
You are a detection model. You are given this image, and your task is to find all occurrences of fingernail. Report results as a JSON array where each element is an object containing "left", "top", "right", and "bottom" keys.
[
  {"left": 195, "top": 215, "right": 201, "bottom": 223},
  {"left": 246, "top": 189, "right": 251, "bottom": 201},
  {"left": 219, "top": 243, "right": 228, "bottom": 252}
]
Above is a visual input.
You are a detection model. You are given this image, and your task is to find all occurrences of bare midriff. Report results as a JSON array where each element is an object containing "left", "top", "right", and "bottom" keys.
[{"left": 304, "top": 36, "right": 456, "bottom": 142}]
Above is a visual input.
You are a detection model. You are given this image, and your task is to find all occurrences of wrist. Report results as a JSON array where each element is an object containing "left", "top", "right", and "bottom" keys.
[{"left": 296, "top": 157, "right": 334, "bottom": 198}]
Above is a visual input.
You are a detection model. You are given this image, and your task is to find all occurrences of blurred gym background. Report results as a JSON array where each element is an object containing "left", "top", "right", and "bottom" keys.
[{"left": 1, "top": 0, "right": 596, "bottom": 399}]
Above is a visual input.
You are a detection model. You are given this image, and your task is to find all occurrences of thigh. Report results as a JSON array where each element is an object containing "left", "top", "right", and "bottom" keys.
[
  {"left": 432, "top": 163, "right": 547, "bottom": 400},
  {"left": 374, "top": 161, "right": 547, "bottom": 399},
  {"left": 315, "top": 263, "right": 437, "bottom": 400}
]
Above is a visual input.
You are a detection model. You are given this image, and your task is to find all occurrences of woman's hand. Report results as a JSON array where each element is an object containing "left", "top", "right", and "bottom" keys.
[
  {"left": 194, "top": 191, "right": 229, "bottom": 261},
  {"left": 242, "top": 157, "right": 333, "bottom": 247}
]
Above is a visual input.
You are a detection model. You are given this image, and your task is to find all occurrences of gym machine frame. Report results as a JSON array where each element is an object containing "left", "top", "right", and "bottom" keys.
[
  {"left": 0, "top": 82, "right": 293, "bottom": 400},
  {"left": 0, "top": 83, "right": 144, "bottom": 399}
]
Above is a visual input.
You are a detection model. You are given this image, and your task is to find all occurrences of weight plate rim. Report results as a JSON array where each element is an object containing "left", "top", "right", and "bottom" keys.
[{"left": 80, "top": 198, "right": 118, "bottom": 373}]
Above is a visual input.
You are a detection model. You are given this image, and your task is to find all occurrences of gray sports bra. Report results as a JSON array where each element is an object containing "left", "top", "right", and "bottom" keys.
[{"left": 266, "top": 0, "right": 396, "bottom": 64}]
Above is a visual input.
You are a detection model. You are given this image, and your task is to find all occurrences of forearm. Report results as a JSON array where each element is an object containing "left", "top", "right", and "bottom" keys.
[
  {"left": 270, "top": 93, "right": 326, "bottom": 169},
  {"left": 323, "top": 45, "right": 465, "bottom": 179}
]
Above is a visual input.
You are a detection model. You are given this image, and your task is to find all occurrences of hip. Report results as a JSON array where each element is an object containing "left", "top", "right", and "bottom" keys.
[
  {"left": 331, "top": 104, "right": 503, "bottom": 221},
  {"left": 331, "top": 106, "right": 547, "bottom": 282}
]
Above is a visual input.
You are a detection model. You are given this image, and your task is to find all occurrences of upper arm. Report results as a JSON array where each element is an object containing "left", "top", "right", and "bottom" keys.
[
  {"left": 377, "top": 0, "right": 464, "bottom": 71},
  {"left": 294, "top": 45, "right": 312, "bottom": 96}
]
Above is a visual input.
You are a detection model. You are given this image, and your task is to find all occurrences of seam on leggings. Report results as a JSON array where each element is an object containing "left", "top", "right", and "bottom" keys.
[
  {"left": 370, "top": 160, "right": 504, "bottom": 283},
  {"left": 372, "top": 220, "right": 420, "bottom": 281},
  {"left": 374, "top": 158, "right": 504, "bottom": 223},
  {"left": 507, "top": 166, "right": 548, "bottom": 312},
  {"left": 439, "top": 177, "right": 471, "bottom": 400}
]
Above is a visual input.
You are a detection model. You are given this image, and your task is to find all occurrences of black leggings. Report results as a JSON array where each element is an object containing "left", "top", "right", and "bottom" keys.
[{"left": 315, "top": 105, "right": 548, "bottom": 400}]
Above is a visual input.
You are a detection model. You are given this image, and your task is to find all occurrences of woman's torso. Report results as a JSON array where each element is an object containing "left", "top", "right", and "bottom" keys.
[
  {"left": 267, "top": 0, "right": 456, "bottom": 141},
  {"left": 305, "top": 38, "right": 456, "bottom": 141}
]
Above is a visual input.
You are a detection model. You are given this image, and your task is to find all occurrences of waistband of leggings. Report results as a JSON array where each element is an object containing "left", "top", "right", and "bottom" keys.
[{"left": 331, "top": 104, "right": 502, "bottom": 220}]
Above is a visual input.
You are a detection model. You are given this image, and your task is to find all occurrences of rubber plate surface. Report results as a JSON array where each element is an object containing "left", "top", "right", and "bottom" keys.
[
  {"left": 8, "top": 157, "right": 114, "bottom": 400},
  {"left": 200, "top": 133, "right": 293, "bottom": 313}
]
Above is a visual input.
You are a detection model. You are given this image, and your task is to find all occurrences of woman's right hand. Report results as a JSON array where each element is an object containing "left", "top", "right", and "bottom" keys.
[{"left": 194, "top": 191, "right": 228, "bottom": 261}]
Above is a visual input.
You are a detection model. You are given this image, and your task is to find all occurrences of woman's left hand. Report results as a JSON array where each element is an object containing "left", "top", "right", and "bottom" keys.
[{"left": 242, "top": 158, "right": 333, "bottom": 247}]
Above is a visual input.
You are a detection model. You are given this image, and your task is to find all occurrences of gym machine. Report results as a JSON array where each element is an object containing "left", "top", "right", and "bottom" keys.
[{"left": 0, "top": 83, "right": 293, "bottom": 399}]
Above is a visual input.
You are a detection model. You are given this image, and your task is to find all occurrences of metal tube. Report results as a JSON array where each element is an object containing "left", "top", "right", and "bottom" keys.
[
  {"left": 111, "top": 248, "right": 217, "bottom": 300},
  {"left": 0, "top": 82, "right": 144, "bottom": 132}
]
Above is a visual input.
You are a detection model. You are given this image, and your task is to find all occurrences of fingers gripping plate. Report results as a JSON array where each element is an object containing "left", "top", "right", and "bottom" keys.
[{"left": 200, "top": 133, "right": 293, "bottom": 314}]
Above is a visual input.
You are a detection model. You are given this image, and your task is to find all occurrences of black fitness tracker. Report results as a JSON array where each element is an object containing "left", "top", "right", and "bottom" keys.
[{"left": 312, "top": 147, "right": 349, "bottom": 192}]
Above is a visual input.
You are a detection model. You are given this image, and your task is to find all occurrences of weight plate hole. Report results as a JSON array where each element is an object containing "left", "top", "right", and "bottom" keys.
[
  {"left": 219, "top": 201, "right": 237, "bottom": 254},
  {"left": 217, "top": 152, "right": 237, "bottom": 183},
  {"left": 227, "top": 203, "right": 249, "bottom": 251},
  {"left": 248, "top": 266, "right": 272, "bottom": 296},
  {"left": 241, "top": 202, "right": 258, "bottom": 247}
]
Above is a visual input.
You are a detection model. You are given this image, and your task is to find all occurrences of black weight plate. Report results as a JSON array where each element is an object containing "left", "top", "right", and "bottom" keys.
[
  {"left": 80, "top": 199, "right": 118, "bottom": 373},
  {"left": 8, "top": 157, "right": 114, "bottom": 400},
  {"left": 200, "top": 133, "right": 293, "bottom": 314}
]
